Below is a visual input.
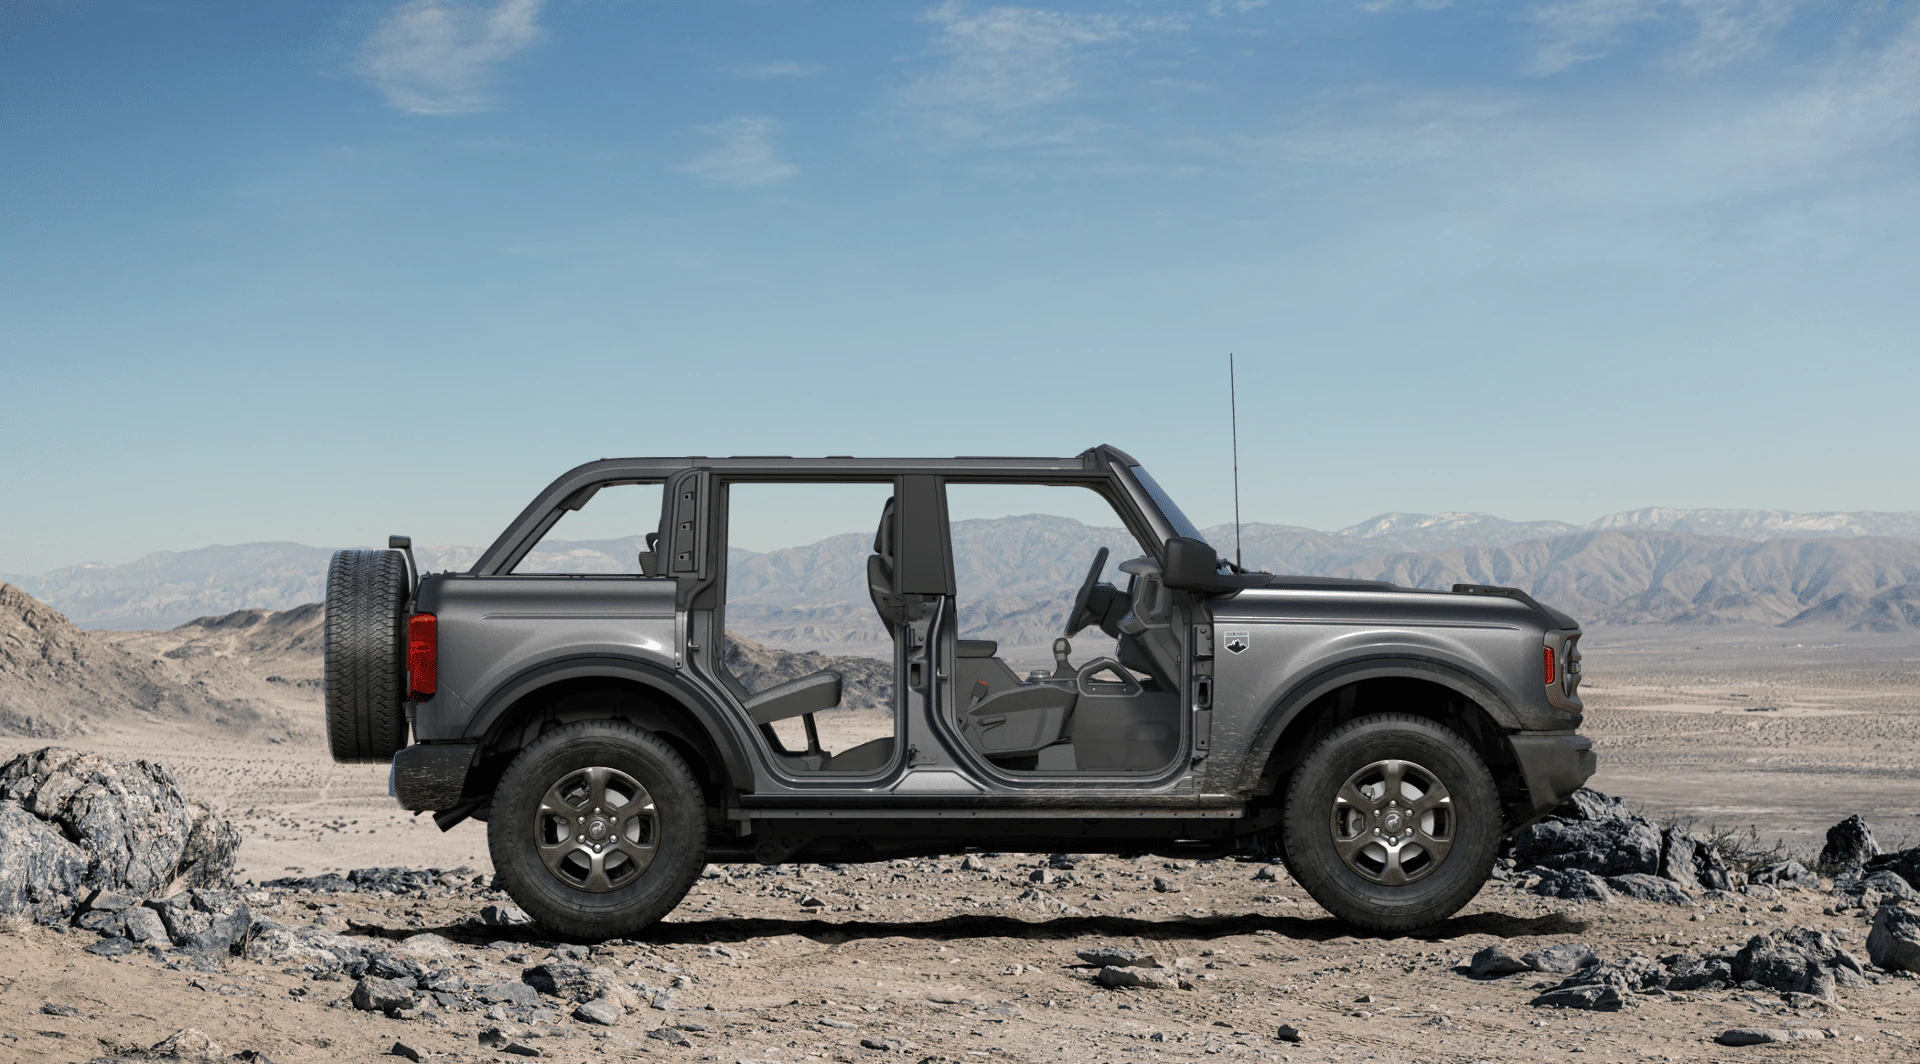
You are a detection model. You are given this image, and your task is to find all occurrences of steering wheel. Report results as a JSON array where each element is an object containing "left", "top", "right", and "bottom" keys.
[{"left": 1063, "top": 547, "right": 1110, "bottom": 637}]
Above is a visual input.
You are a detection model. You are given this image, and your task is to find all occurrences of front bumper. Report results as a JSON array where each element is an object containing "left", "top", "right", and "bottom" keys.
[{"left": 1507, "top": 731, "right": 1596, "bottom": 827}]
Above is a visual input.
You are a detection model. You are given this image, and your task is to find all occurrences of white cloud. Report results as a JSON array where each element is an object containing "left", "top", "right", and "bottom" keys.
[
  {"left": 678, "top": 117, "right": 798, "bottom": 188},
  {"left": 1526, "top": 0, "right": 1805, "bottom": 75},
  {"left": 724, "top": 61, "right": 827, "bottom": 80},
  {"left": 359, "top": 0, "right": 544, "bottom": 115},
  {"left": 899, "top": 2, "right": 1194, "bottom": 149}
]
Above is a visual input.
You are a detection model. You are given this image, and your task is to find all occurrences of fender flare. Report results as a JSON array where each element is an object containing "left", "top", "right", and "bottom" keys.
[
  {"left": 466, "top": 655, "right": 754, "bottom": 792},
  {"left": 1230, "top": 654, "right": 1522, "bottom": 796}
]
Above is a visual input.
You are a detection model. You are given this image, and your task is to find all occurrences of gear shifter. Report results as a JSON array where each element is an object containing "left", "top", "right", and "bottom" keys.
[{"left": 1052, "top": 637, "right": 1075, "bottom": 680}]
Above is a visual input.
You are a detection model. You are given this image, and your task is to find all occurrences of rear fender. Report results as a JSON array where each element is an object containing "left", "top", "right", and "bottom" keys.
[{"left": 468, "top": 655, "right": 753, "bottom": 792}]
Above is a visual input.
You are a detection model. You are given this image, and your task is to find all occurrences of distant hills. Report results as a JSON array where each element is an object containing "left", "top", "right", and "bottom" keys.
[{"left": 7, "top": 507, "right": 1920, "bottom": 637}]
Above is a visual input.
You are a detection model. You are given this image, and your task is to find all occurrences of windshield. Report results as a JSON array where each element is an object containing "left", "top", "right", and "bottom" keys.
[{"left": 1128, "top": 465, "right": 1207, "bottom": 544}]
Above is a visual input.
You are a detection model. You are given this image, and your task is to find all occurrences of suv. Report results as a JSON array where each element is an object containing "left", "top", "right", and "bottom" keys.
[{"left": 324, "top": 445, "right": 1592, "bottom": 938}]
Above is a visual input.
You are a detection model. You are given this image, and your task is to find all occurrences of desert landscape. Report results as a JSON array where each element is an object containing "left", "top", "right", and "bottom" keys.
[{"left": 3, "top": 510, "right": 1919, "bottom": 1062}]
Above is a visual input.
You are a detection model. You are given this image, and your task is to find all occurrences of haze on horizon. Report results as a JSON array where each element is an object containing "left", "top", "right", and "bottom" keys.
[{"left": 3, "top": 1, "right": 1917, "bottom": 575}]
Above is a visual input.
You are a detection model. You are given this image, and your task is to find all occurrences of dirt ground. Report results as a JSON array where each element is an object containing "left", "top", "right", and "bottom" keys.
[
  {"left": 3, "top": 623, "right": 1916, "bottom": 1062},
  {"left": 1, "top": 851, "right": 1915, "bottom": 1063}
]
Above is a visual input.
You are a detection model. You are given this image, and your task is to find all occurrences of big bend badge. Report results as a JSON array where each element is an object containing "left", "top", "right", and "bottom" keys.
[{"left": 1222, "top": 630, "right": 1250, "bottom": 655}]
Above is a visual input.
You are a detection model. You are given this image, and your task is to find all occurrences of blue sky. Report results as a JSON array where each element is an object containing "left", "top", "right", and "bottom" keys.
[{"left": 3, "top": 0, "right": 1917, "bottom": 573}]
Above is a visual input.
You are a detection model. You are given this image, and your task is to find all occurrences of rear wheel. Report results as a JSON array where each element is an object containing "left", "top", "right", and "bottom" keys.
[
  {"left": 1281, "top": 713, "right": 1499, "bottom": 932},
  {"left": 488, "top": 721, "right": 706, "bottom": 940}
]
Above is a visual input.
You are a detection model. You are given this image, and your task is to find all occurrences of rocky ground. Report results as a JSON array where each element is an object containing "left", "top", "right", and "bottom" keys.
[{"left": 3, "top": 846, "right": 1919, "bottom": 1064}]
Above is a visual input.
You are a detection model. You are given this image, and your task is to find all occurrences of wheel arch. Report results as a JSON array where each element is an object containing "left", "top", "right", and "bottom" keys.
[
  {"left": 1237, "top": 656, "right": 1527, "bottom": 817},
  {"left": 466, "top": 656, "right": 754, "bottom": 801}
]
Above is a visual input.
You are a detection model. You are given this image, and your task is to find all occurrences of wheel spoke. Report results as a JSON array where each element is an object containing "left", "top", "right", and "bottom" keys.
[
  {"left": 537, "top": 830, "right": 582, "bottom": 878},
  {"left": 1410, "top": 782, "right": 1452, "bottom": 817},
  {"left": 581, "top": 850, "right": 613, "bottom": 892},
  {"left": 1380, "top": 760, "right": 1407, "bottom": 803},
  {"left": 1378, "top": 843, "right": 1409, "bottom": 887},
  {"left": 1332, "top": 831, "right": 1373, "bottom": 865},
  {"left": 1334, "top": 779, "right": 1376, "bottom": 814},
  {"left": 584, "top": 766, "right": 611, "bottom": 813},
  {"left": 538, "top": 781, "right": 580, "bottom": 818}
]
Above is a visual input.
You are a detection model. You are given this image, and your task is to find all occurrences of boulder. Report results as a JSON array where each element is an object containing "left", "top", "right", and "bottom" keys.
[
  {"left": 521, "top": 962, "right": 635, "bottom": 1010},
  {"left": 1606, "top": 873, "right": 1696, "bottom": 907},
  {"left": 1657, "top": 826, "right": 1731, "bottom": 892},
  {"left": 1531, "top": 869, "right": 1612, "bottom": 902},
  {"left": 1731, "top": 930, "right": 1857, "bottom": 1001},
  {"left": 1530, "top": 967, "right": 1635, "bottom": 1011},
  {"left": 0, "top": 748, "right": 236, "bottom": 922},
  {"left": 1833, "top": 868, "right": 1918, "bottom": 905},
  {"left": 573, "top": 994, "right": 623, "bottom": 1026},
  {"left": 1514, "top": 816, "right": 1661, "bottom": 878},
  {"left": 1867, "top": 902, "right": 1920, "bottom": 973},
  {"left": 1716, "top": 1027, "right": 1834, "bottom": 1046},
  {"left": 1865, "top": 847, "right": 1920, "bottom": 891},
  {"left": 1817, "top": 814, "right": 1878, "bottom": 874},
  {"left": 1662, "top": 952, "right": 1735, "bottom": 991},
  {"left": 351, "top": 976, "right": 417, "bottom": 1014},
  {"left": 0, "top": 801, "right": 88, "bottom": 922}
]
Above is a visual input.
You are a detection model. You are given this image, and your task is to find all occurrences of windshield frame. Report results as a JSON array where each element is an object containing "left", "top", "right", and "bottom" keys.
[{"left": 1121, "top": 464, "right": 1208, "bottom": 546}]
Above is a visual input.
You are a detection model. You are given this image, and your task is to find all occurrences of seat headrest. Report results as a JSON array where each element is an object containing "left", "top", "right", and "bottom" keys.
[{"left": 873, "top": 497, "right": 897, "bottom": 557}]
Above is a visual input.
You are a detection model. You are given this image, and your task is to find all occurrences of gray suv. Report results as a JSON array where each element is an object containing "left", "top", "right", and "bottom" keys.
[{"left": 324, "top": 445, "right": 1592, "bottom": 938}]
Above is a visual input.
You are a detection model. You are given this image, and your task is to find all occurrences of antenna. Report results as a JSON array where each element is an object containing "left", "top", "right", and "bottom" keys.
[{"left": 1229, "top": 352, "right": 1243, "bottom": 571}]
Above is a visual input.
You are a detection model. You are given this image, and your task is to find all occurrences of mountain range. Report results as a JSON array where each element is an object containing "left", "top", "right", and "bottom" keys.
[{"left": 5, "top": 507, "right": 1919, "bottom": 638}]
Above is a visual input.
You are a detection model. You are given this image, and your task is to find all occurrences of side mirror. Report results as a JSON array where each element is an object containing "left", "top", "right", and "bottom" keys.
[{"left": 1162, "top": 537, "right": 1221, "bottom": 591}]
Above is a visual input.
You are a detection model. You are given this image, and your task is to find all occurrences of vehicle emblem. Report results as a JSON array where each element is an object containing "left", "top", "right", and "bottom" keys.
[{"left": 1223, "top": 630, "right": 1250, "bottom": 655}]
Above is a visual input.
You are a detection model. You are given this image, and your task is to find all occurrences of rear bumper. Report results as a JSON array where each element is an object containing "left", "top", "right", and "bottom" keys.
[
  {"left": 1507, "top": 731, "right": 1595, "bottom": 828},
  {"left": 391, "top": 742, "right": 479, "bottom": 811}
]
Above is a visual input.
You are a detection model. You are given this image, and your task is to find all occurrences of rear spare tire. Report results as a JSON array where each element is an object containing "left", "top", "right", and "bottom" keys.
[{"left": 323, "top": 548, "right": 411, "bottom": 763}]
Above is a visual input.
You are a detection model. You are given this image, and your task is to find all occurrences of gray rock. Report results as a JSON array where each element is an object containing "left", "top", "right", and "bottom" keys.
[
  {"left": 646, "top": 1027, "right": 692, "bottom": 1046},
  {"left": 1716, "top": 1027, "right": 1833, "bottom": 1046},
  {"left": 390, "top": 1041, "right": 425, "bottom": 1062},
  {"left": 573, "top": 995, "right": 622, "bottom": 1026},
  {"left": 86, "top": 889, "right": 139, "bottom": 912},
  {"left": 960, "top": 855, "right": 990, "bottom": 871},
  {"left": 147, "top": 1028, "right": 224, "bottom": 1061},
  {"left": 1866, "top": 846, "right": 1920, "bottom": 890},
  {"left": 1151, "top": 876, "right": 1175, "bottom": 893},
  {"left": 1096, "top": 965, "right": 1183, "bottom": 990},
  {"left": 477, "top": 981, "right": 541, "bottom": 1007},
  {"left": 1467, "top": 945, "right": 1531, "bottom": 978},
  {"left": 478, "top": 903, "right": 532, "bottom": 927},
  {"left": 1522, "top": 943, "right": 1599, "bottom": 974},
  {"left": 0, "top": 748, "right": 236, "bottom": 918},
  {"left": 1733, "top": 932, "right": 1838, "bottom": 1000},
  {"left": 76, "top": 909, "right": 126, "bottom": 936},
  {"left": 352, "top": 976, "right": 418, "bottom": 1014},
  {"left": 1531, "top": 869, "right": 1612, "bottom": 902},
  {"left": 1662, "top": 953, "right": 1735, "bottom": 991},
  {"left": 1606, "top": 873, "right": 1696, "bottom": 907},
  {"left": 1817, "top": 814, "right": 1878, "bottom": 874},
  {"left": 1658, "top": 826, "right": 1731, "bottom": 892},
  {"left": 1868, "top": 902, "right": 1920, "bottom": 972},
  {"left": 1276, "top": 1024, "right": 1303, "bottom": 1043},
  {"left": 181, "top": 905, "right": 251, "bottom": 955},
  {"left": 1530, "top": 966, "right": 1634, "bottom": 1011},
  {"left": 1751, "top": 860, "right": 1811, "bottom": 886},
  {"left": 1835, "top": 868, "right": 1919, "bottom": 904},
  {"left": 1513, "top": 789, "right": 1662, "bottom": 878},
  {"left": 41, "top": 1002, "right": 82, "bottom": 1017},
  {"left": 84, "top": 936, "right": 135, "bottom": 957},
  {"left": 1077, "top": 947, "right": 1158, "bottom": 968},
  {"left": 0, "top": 801, "right": 87, "bottom": 922}
]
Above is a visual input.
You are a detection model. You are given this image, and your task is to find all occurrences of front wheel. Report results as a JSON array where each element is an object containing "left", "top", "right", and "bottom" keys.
[
  {"left": 1281, "top": 713, "right": 1500, "bottom": 932},
  {"left": 488, "top": 721, "right": 707, "bottom": 940}
]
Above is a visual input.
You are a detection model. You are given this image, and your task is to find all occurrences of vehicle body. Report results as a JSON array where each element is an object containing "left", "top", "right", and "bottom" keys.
[{"left": 327, "top": 445, "right": 1593, "bottom": 937}]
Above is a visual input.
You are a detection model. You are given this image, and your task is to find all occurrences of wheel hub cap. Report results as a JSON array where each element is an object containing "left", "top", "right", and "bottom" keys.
[
  {"left": 1330, "top": 759, "right": 1455, "bottom": 886},
  {"left": 534, "top": 766, "right": 659, "bottom": 893}
]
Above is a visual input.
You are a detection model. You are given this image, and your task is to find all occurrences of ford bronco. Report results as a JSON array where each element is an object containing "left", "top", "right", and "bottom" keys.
[{"left": 323, "top": 445, "right": 1593, "bottom": 938}]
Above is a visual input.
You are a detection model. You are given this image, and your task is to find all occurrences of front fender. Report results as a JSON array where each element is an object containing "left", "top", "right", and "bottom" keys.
[
  {"left": 1220, "top": 654, "right": 1523, "bottom": 798},
  {"left": 467, "top": 654, "right": 754, "bottom": 792}
]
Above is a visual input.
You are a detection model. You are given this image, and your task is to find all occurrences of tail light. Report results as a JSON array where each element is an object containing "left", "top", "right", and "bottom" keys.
[
  {"left": 1543, "top": 645, "right": 1557, "bottom": 686},
  {"left": 407, "top": 613, "right": 438, "bottom": 700}
]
